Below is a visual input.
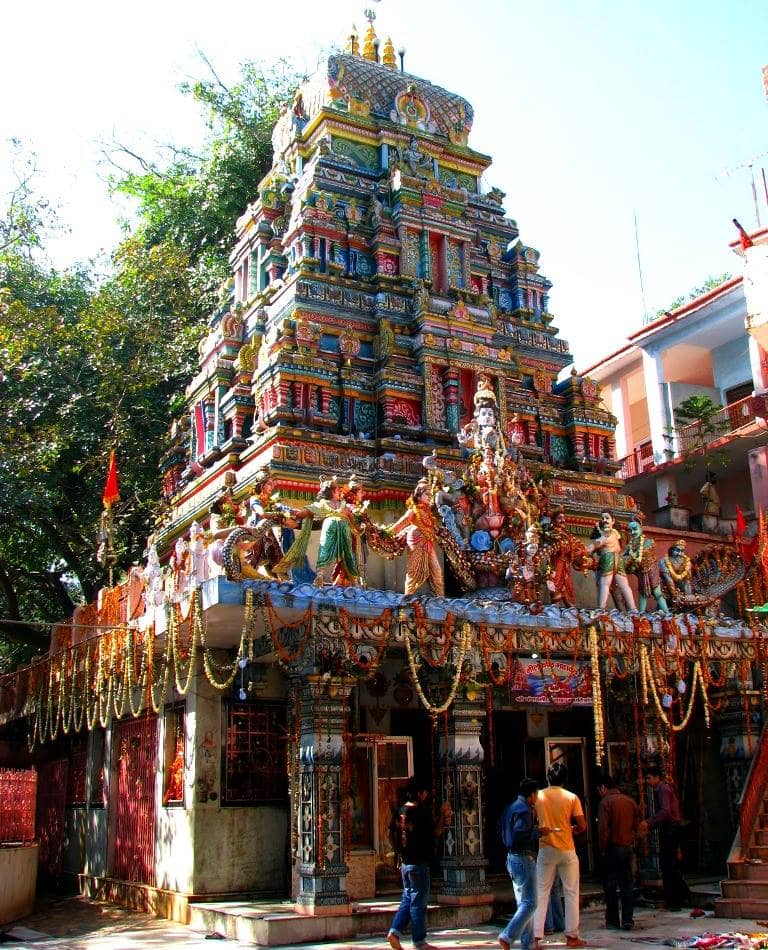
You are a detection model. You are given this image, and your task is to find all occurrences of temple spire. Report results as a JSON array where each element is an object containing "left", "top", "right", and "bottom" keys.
[
  {"left": 346, "top": 25, "right": 360, "bottom": 56},
  {"left": 382, "top": 36, "right": 397, "bottom": 68},
  {"left": 362, "top": 7, "right": 378, "bottom": 61}
]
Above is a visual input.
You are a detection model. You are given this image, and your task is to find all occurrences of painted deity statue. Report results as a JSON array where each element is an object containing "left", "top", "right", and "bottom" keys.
[
  {"left": 209, "top": 471, "right": 245, "bottom": 537},
  {"left": 623, "top": 518, "right": 668, "bottom": 613},
  {"left": 541, "top": 507, "right": 590, "bottom": 608},
  {"left": 507, "top": 524, "right": 542, "bottom": 607},
  {"left": 435, "top": 474, "right": 471, "bottom": 548},
  {"left": 457, "top": 375, "right": 506, "bottom": 455},
  {"left": 315, "top": 479, "right": 368, "bottom": 587},
  {"left": 585, "top": 510, "right": 637, "bottom": 611},
  {"left": 242, "top": 468, "right": 292, "bottom": 580},
  {"left": 658, "top": 539, "right": 693, "bottom": 605},
  {"left": 273, "top": 477, "right": 366, "bottom": 587},
  {"left": 389, "top": 479, "right": 445, "bottom": 597}
]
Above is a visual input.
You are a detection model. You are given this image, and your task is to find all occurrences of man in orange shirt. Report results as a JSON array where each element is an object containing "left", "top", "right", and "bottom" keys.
[{"left": 532, "top": 761, "right": 588, "bottom": 949}]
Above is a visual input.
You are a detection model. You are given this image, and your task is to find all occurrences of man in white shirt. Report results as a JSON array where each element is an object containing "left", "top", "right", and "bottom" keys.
[{"left": 532, "top": 761, "right": 588, "bottom": 949}]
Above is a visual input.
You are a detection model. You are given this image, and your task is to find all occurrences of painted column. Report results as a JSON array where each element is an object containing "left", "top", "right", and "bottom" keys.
[
  {"left": 641, "top": 348, "right": 672, "bottom": 463},
  {"left": 295, "top": 675, "right": 353, "bottom": 914},
  {"left": 439, "top": 700, "right": 491, "bottom": 902},
  {"left": 610, "top": 379, "right": 629, "bottom": 459},
  {"left": 443, "top": 368, "right": 460, "bottom": 432}
]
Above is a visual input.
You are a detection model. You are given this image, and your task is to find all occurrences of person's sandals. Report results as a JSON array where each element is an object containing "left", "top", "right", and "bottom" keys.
[{"left": 566, "top": 937, "right": 588, "bottom": 948}]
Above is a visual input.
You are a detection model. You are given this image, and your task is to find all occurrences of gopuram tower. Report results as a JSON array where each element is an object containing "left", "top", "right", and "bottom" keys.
[{"left": 160, "top": 17, "right": 629, "bottom": 566}]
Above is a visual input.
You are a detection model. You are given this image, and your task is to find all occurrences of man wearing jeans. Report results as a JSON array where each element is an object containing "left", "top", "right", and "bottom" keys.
[
  {"left": 597, "top": 773, "right": 638, "bottom": 930},
  {"left": 532, "top": 761, "right": 588, "bottom": 949},
  {"left": 388, "top": 779, "right": 451, "bottom": 950},
  {"left": 498, "top": 778, "right": 552, "bottom": 950}
]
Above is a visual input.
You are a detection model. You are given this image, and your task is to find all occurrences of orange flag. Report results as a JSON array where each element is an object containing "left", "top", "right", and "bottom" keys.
[{"left": 102, "top": 450, "right": 120, "bottom": 508}]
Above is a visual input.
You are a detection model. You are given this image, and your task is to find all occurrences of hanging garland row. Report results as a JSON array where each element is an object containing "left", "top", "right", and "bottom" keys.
[{"left": 13, "top": 583, "right": 762, "bottom": 751}]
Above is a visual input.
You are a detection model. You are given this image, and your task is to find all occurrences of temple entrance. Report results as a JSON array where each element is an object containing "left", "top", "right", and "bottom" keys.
[
  {"left": 543, "top": 737, "right": 594, "bottom": 871},
  {"left": 112, "top": 716, "right": 158, "bottom": 885},
  {"left": 351, "top": 735, "right": 414, "bottom": 893}
]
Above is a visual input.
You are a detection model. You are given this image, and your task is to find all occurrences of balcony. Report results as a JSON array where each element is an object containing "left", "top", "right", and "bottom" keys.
[
  {"left": 674, "top": 394, "right": 762, "bottom": 455},
  {"left": 617, "top": 440, "right": 654, "bottom": 480}
]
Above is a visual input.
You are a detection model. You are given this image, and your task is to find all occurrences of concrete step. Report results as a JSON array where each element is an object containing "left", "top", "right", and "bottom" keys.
[
  {"left": 188, "top": 897, "right": 494, "bottom": 947},
  {"left": 720, "top": 878, "right": 768, "bottom": 900},
  {"left": 749, "top": 845, "right": 768, "bottom": 861},
  {"left": 754, "top": 829, "right": 768, "bottom": 846},
  {"left": 736, "top": 861, "right": 768, "bottom": 882},
  {"left": 715, "top": 895, "right": 768, "bottom": 918}
]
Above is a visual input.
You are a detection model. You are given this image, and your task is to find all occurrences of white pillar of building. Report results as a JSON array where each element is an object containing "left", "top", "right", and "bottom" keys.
[
  {"left": 641, "top": 348, "right": 672, "bottom": 464},
  {"left": 748, "top": 335, "right": 768, "bottom": 392},
  {"left": 749, "top": 446, "right": 768, "bottom": 515},
  {"left": 610, "top": 380, "right": 629, "bottom": 458}
]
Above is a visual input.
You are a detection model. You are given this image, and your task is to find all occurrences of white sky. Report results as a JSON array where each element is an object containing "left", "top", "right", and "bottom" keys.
[{"left": 2, "top": 0, "right": 767, "bottom": 368}]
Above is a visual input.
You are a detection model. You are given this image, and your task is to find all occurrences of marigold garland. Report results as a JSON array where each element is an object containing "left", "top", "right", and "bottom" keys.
[{"left": 404, "top": 620, "right": 471, "bottom": 716}]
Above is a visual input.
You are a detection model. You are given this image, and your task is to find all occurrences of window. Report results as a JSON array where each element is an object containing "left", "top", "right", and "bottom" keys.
[
  {"left": 223, "top": 701, "right": 288, "bottom": 805},
  {"left": 163, "top": 703, "right": 185, "bottom": 807}
]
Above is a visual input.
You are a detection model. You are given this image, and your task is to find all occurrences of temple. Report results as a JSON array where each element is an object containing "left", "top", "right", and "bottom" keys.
[{"left": 1, "top": 16, "right": 766, "bottom": 938}]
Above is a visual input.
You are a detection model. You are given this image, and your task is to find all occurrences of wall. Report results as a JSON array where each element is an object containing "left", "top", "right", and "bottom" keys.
[
  {"left": 711, "top": 336, "right": 752, "bottom": 400},
  {"left": 667, "top": 382, "right": 721, "bottom": 415},
  {"left": 188, "top": 666, "right": 290, "bottom": 895},
  {"left": 0, "top": 844, "right": 38, "bottom": 924}
]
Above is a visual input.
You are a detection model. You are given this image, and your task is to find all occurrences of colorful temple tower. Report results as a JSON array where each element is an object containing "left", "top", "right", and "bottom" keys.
[
  {"left": 161, "top": 20, "right": 626, "bottom": 555},
  {"left": 2, "top": 16, "right": 764, "bottom": 935}
]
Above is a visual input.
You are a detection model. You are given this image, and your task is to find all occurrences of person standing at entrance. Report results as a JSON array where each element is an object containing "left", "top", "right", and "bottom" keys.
[
  {"left": 597, "top": 773, "right": 639, "bottom": 930},
  {"left": 638, "top": 765, "right": 690, "bottom": 911},
  {"left": 388, "top": 778, "right": 451, "bottom": 950},
  {"left": 498, "top": 778, "right": 552, "bottom": 950},
  {"left": 532, "top": 761, "right": 588, "bottom": 949}
]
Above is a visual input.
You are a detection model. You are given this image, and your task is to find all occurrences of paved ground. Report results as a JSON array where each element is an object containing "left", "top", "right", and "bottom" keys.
[{"left": 2, "top": 896, "right": 767, "bottom": 950}]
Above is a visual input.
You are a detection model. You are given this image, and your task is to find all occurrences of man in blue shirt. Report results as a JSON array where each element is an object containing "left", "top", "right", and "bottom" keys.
[{"left": 499, "top": 779, "right": 552, "bottom": 950}]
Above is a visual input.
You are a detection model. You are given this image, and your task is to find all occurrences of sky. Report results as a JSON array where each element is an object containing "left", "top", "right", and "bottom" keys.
[{"left": 1, "top": 0, "right": 767, "bottom": 368}]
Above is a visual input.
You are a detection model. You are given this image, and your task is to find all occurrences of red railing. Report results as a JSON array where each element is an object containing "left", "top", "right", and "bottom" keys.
[
  {"left": 739, "top": 718, "right": 768, "bottom": 851},
  {"left": 617, "top": 440, "right": 654, "bottom": 480},
  {"left": 675, "top": 395, "right": 758, "bottom": 455},
  {"left": 0, "top": 768, "right": 37, "bottom": 843}
]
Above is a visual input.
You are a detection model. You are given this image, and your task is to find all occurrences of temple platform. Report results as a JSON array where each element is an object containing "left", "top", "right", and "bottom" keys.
[{"left": 186, "top": 876, "right": 607, "bottom": 946}]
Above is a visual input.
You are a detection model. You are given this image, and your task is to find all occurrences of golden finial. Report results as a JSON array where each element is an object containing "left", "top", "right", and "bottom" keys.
[
  {"left": 346, "top": 25, "right": 360, "bottom": 56},
  {"left": 382, "top": 36, "right": 396, "bottom": 68},
  {"left": 362, "top": 7, "right": 378, "bottom": 61}
]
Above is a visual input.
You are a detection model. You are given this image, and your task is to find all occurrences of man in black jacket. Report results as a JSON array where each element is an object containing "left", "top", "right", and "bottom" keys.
[{"left": 388, "top": 779, "right": 451, "bottom": 950}]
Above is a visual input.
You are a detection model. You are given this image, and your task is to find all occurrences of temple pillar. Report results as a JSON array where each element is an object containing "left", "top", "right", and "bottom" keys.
[
  {"left": 294, "top": 674, "right": 353, "bottom": 915},
  {"left": 712, "top": 687, "right": 762, "bottom": 824},
  {"left": 443, "top": 368, "right": 460, "bottom": 431},
  {"left": 438, "top": 700, "right": 491, "bottom": 903}
]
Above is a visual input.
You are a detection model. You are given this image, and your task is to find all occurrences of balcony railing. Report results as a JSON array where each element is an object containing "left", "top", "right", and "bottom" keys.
[
  {"left": 617, "top": 440, "right": 654, "bottom": 480},
  {"left": 675, "top": 394, "right": 759, "bottom": 455}
]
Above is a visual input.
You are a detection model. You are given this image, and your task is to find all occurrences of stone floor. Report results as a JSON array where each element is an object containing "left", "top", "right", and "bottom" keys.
[{"left": 2, "top": 895, "right": 768, "bottom": 950}]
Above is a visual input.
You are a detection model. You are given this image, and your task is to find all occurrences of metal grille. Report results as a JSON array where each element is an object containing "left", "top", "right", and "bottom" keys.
[
  {"left": 36, "top": 759, "right": 68, "bottom": 878},
  {"left": 0, "top": 768, "right": 37, "bottom": 843},
  {"left": 223, "top": 702, "right": 287, "bottom": 804},
  {"left": 113, "top": 716, "right": 157, "bottom": 885}
]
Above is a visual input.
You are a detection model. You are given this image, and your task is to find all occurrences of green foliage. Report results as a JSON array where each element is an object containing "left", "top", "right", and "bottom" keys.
[
  {"left": 0, "top": 58, "right": 300, "bottom": 662},
  {"left": 673, "top": 394, "right": 730, "bottom": 474},
  {"left": 112, "top": 57, "right": 300, "bottom": 311},
  {"left": 653, "top": 273, "right": 733, "bottom": 321}
]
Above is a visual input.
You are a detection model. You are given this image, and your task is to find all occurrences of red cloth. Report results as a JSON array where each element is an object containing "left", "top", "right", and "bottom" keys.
[{"left": 102, "top": 450, "right": 120, "bottom": 507}]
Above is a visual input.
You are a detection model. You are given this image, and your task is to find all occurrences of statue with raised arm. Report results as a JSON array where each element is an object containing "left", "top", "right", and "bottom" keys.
[
  {"left": 585, "top": 510, "right": 637, "bottom": 611},
  {"left": 389, "top": 479, "right": 445, "bottom": 596}
]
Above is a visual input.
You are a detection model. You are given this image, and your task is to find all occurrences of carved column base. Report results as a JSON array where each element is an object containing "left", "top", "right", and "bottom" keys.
[{"left": 440, "top": 701, "right": 490, "bottom": 899}]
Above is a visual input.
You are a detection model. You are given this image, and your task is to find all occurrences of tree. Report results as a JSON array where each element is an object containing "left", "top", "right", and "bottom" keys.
[
  {"left": 673, "top": 394, "right": 730, "bottom": 473},
  {"left": 0, "top": 58, "right": 300, "bottom": 664}
]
